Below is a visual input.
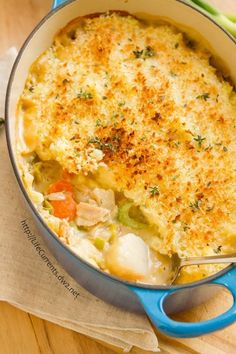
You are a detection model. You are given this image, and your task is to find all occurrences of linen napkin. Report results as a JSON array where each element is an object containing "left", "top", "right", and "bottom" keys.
[{"left": 0, "top": 48, "right": 159, "bottom": 353}]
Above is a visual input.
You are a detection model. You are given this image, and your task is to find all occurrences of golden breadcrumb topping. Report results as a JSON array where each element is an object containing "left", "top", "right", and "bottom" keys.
[{"left": 18, "top": 13, "right": 236, "bottom": 282}]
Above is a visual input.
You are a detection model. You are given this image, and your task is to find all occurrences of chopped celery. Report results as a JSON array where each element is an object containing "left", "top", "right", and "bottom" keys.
[
  {"left": 118, "top": 202, "right": 147, "bottom": 230},
  {"left": 94, "top": 237, "right": 106, "bottom": 250},
  {"left": 109, "top": 224, "right": 117, "bottom": 243},
  {"left": 32, "top": 162, "right": 43, "bottom": 183},
  {"left": 43, "top": 200, "right": 53, "bottom": 214},
  {"left": 32, "top": 160, "right": 62, "bottom": 193}
]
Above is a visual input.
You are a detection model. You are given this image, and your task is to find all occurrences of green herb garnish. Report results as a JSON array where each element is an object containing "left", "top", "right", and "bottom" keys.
[
  {"left": 206, "top": 205, "right": 214, "bottom": 212},
  {"left": 196, "top": 93, "right": 210, "bottom": 101},
  {"left": 133, "top": 49, "right": 144, "bottom": 58},
  {"left": 88, "top": 136, "right": 101, "bottom": 145},
  {"left": 183, "top": 224, "right": 190, "bottom": 232},
  {"left": 77, "top": 89, "right": 93, "bottom": 100},
  {"left": 194, "top": 135, "right": 206, "bottom": 148},
  {"left": 190, "top": 199, "right": 201, "bottom": 211},
  {"left": 144, "top": 46, "right": 156, "bottom": 58},
  {"left": 88, "top": 136, "right": 116, "bottom": 153},
  {"left": 112, "top": 112, "right": 119, "bottom": 120},
  {"left": 133, "top": 46, "right": 155, "bottom": 59},
  {"left": 170, "top": 71, "right": 177, "bottom": 77},
  {"left": 106, "top": 142, "right": 116, "bottom": 152},
  {"left": 149, "top": 186, "right": 160, "bottom": 197},
  {"left": 204, "top": 145, "right": 212, "bottom": 151},
  {"left": 95, "top": 119, "right": 102, "bottom": 127},
  {"left": 214, "top": 245, "right": 222, "bottom": 254}
]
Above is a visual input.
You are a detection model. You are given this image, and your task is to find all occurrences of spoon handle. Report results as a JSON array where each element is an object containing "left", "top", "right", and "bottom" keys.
[{"left": 181, "top": 253, "right": 236, "bottom": 267}]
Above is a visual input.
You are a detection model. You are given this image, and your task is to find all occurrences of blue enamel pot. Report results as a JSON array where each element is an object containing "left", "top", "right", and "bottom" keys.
[{"left": 5, "top": 0, "right": 236, "bottom": 338}]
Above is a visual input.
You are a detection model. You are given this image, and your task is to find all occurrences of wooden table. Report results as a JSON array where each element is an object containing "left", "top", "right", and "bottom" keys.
[{"left": 0, "top": 1, "right": 236, "bottom": 353}]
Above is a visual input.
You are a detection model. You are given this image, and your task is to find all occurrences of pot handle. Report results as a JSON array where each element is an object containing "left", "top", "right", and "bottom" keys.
[
  {"left": 52, "top": 0, "right": 68, "bottom": 9},
  {"left": 130, "top": 266, "right": 236, "bottom": 338}
]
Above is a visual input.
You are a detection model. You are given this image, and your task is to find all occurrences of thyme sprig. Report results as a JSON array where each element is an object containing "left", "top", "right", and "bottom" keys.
[
  {"left": 196, "top": 92, "right": 210, "bottom": 101},
  {"left": 149, "top": 186, "right": 160, "bottom": 197},
  {"left": 77, "top": 89, "right": 93, "bottom": 100},
  {"left": 133, "top": 46, "right": 155, "bottom": 59},
  {"left": 190, "top": 199, "right": 201, "bottom": 211},
  {"left": 194, "top": 135, "right": 206, "bottom": 148}
]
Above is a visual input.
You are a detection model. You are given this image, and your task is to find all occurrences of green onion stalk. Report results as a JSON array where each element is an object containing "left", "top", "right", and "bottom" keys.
[
  {"left": 225, "top": 13, "right": 236, "bottom": 23},
  {"left": 185, "top": 0, "right": 236, "bottom": 38}
]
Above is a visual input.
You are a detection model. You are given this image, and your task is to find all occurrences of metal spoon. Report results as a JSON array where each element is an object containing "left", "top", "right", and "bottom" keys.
[{"left": 169, "top": 252, "right": 236, "bottom": 284}]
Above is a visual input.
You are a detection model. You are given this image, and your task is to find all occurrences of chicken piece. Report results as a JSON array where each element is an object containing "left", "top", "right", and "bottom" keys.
[
  {"left": 92, "top": 188, "right": 117, "bottom": 217},
  {"left": 90, "top": 224, "right": 113, "bottom": 242},
  {"left": 105, "top": 233, "right": 151, "bottom": 281},
  {"left": 76, "top": 202, "right": 110, "bottom": 227},
  {"left": 74, "top": 186, "right": 92, "bottom": 203}
]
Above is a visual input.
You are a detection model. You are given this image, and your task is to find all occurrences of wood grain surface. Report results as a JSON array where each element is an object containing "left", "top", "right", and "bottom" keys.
[{"left": 0, "top": 1, "right": 236, "bottom": 353}]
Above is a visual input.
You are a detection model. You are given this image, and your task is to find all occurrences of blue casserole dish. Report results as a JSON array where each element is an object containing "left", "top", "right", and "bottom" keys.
[{"left": 5, "top": 0, "right": 236, "bottom": 338}]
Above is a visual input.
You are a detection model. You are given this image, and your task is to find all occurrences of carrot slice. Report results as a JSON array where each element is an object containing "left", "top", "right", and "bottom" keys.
[
  {"left": 48, "top": 180, "right": 74, "bottom": 194},
  {"left": 50, "top": 194, "right": 77, "bottom": 221},
  {"left": 47, "top": 180, "right": 76, "bottom": 220}
]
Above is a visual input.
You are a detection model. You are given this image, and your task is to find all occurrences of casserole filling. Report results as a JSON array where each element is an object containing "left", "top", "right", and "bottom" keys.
[{"left": 17, "top": 13, "right": 236, "bottom": 284}]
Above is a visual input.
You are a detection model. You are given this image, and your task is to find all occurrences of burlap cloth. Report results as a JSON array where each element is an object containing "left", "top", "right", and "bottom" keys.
[{"left": 0, "top": 48, "right": 159, "bottom": 352}]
